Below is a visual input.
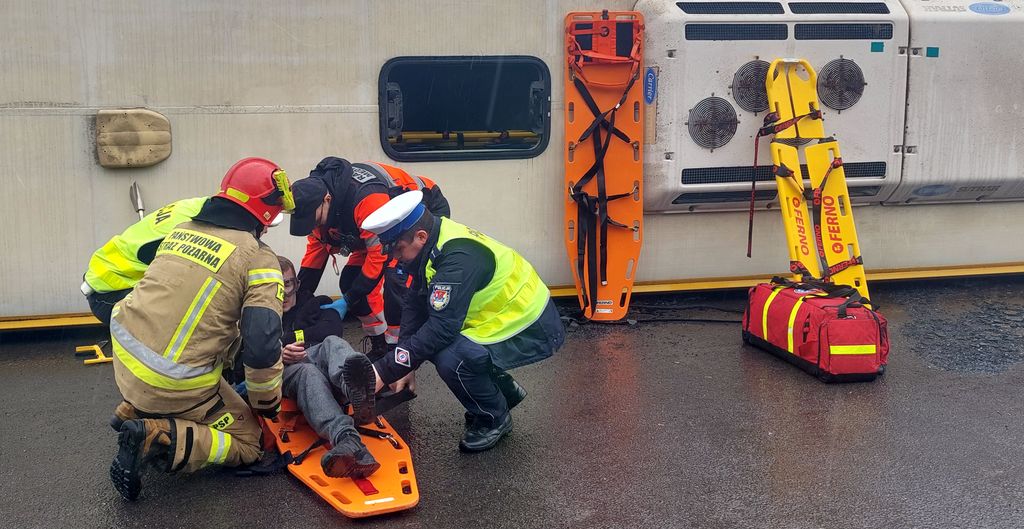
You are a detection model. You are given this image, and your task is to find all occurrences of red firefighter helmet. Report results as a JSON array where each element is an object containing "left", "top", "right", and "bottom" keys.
[{"left": 217, "top": 157, "right": 295, "bottom": 226}]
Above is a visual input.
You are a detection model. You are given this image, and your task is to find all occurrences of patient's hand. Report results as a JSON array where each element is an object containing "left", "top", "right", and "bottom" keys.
[{"left": 281, "top": 342, "right": 306, "bottom": 364}]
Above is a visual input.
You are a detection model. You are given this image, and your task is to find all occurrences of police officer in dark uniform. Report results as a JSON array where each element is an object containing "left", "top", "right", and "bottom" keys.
[{"left": 361, "top": 191, "right": 565, "bottom": 452}]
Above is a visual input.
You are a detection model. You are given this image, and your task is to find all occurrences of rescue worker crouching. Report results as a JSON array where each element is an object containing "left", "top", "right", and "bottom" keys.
[
  {"left": 362, "top": 191, "right": 565, "bottom": 452},
  {"left": 274, "top": 256, "right": 380, "bottom": 478},
  {"left": 288, "top": 157, "right": 450, "bottom": 359},
  {"left": 108, "top": 157, "right": 293, "bottom": 501},
  {"left": 81, "top": 196, "right": 208, "bottom": 325}
]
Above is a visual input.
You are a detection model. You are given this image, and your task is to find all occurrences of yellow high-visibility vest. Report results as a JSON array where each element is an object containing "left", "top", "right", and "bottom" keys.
[
  {"left": 84, "top": 197, "right": 208, "bottom": 293},
  {"left": 425, "top": 218, "right": 549, "bottom": 345}
]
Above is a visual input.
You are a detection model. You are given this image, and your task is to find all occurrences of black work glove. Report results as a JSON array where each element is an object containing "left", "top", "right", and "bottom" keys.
[
  {"left": 295, "top": 295, "right": 333, "bottom": 329},
  {"left": 256, "top": 404, "right": 280, "bottom": 421}
]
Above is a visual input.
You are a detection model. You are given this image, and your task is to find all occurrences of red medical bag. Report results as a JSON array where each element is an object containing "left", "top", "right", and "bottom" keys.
[{"left": 742, "top": 279, "right": 889, "bottom": 382}]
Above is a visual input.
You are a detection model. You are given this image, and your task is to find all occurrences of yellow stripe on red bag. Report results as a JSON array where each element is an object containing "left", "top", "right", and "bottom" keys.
[{"left": 830, "top": 344, "right": 877, "bottom": 355}]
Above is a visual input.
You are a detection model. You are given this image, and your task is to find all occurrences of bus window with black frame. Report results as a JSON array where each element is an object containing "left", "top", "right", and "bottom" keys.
[{"left": 378, "top": 56, "right": 551, "bottom": 162}]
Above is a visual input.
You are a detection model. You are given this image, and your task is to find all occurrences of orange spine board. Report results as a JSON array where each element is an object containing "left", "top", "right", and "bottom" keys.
[
  {"left": 563, "top": 11, "right": 645, "bottom": 321},
  {"left": 262, "top": 399, "right": 419, "bottom": 518}
]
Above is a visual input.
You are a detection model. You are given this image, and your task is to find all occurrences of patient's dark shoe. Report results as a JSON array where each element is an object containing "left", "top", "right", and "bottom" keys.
[
  {"left": 362, "top": 333, "right": 389, "bottom": 362},
  {"left": 321, "top": 436, "right": 380, "bottom": 479},
  {"left": 341, "top": 353, "right": 376, "bottom": 425}
]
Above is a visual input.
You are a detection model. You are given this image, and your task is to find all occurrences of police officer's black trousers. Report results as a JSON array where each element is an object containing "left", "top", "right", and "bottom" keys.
[
  {"left": 430, "top": 336, "right": 509, "bottom": 427},
  {"left": 86, "top": 288, "right": 132, "bottom": 326}
]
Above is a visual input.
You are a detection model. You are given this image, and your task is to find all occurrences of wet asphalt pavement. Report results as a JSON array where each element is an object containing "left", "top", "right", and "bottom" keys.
[{"left": 1, "top": 277, "right": 1023, "bottom": 529}]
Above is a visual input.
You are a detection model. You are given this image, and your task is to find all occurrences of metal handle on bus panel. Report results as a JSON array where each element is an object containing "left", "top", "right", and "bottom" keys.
[{"left": 129, "top": 181, "right": 145, "bottom": 220}]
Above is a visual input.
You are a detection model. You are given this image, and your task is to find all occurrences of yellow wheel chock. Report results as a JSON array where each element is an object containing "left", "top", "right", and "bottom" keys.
[{"left": 75, "top": 342, "right": 112, "bottom": 365}]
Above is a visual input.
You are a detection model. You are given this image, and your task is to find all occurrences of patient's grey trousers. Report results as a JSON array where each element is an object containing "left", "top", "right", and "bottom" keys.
[{"left": 281, "top": 336, "right": 360, "bottom": 445}]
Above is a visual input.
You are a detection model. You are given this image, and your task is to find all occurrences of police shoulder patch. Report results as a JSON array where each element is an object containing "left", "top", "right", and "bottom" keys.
[
  {"left": 395, "top": 347, "right": 412, "bottom": 367},
  {"left": 351, "top": 166, "right": 377, "bottom": 184},
  {"left": 430, "top": 284, "right": 452, "bottom": 311}
]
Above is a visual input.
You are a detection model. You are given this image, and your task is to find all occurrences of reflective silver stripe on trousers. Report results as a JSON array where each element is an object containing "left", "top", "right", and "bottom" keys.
[
  {"left": 166, "top": 278, "right": 220, "bottom": 359},
  {"left": 246, "top": 373, "right": 283, "bottom": 391},
  {"left": 212, "top": 428, "right": 227, "bottom": 463},
  {"left": 110, "top": 318, "right": 217, "bottom": 379}
]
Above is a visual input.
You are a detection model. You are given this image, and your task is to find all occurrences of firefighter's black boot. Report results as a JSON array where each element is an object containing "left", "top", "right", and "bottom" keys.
[
  {"left": 109, "top": 400, "right": 139, "bottom": 432},
  {"left": 110, "top": 419, "right": 174, "bottom": 501}
]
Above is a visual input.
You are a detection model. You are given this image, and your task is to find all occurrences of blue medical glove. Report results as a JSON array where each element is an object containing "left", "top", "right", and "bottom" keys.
[{"left": 320, "top": 297, "right": 348, "bottom": 319}]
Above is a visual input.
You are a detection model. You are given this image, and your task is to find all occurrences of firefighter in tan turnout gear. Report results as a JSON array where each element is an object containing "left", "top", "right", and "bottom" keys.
[{"left": 108, "top": 157, "right": 294, "bottom": 501}]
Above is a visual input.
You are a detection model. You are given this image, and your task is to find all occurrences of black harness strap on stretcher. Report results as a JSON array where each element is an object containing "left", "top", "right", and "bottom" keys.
[
  {"left": 566, "top": 15, "right": 642, "bottom": 315},
  {"left": 292, "top": 438, "right": 328, "bottom": 464},
  {"left": 234, "top": 451, "right": 293, "bottom": 477},
  {"left": 357, "top": 426, "right": 402, "bottom": 449},
  {"left": 235, "top": 436, "right": 326, "bottom": 477}
]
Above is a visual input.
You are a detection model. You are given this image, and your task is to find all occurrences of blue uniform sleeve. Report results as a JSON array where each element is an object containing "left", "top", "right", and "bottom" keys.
[{"left": 373, "top": 239, "right": 495, "bottom": 384}]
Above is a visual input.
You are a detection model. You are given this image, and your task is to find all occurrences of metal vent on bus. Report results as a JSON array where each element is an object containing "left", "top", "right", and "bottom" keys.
[
  {"left": 732, "top": 60, "right": 770, "bottom": 113},
  {"left": 818, "top": 58, "right": 866, "bottom": 110},
  {"left": 687, "top": 97, "right": 738, "bottom": 150},
  {"left": 794, "top": 23, "right": 893, "bottom": 40},
  {"left": 789, "top": 2, "right": 890, "bottom": 14},
  {"left": 681, "top": 161, "right": 885, "bottom": 184},
  {"left": 674, "top": 190, "right": 775, "bottom": 205},
  {"left": 685, "top": 24, "right": 788, "bottom": 41},
  {"left": 677, "top": 2, "right": 784, "bottom": 14}
]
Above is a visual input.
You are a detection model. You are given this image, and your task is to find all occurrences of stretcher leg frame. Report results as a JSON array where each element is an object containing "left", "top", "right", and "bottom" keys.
[
  {"left": 769, "top": 142, "right": 822, "bottom": 280},
  {"left": 805, "top": 141, "right": 870, "bottom": 299}
]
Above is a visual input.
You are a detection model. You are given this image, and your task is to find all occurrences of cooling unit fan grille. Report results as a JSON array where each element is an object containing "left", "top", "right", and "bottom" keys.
[
  {"left": 688, "top": 97, "right": 739, "bottom": 149},
  {"left": 818, "top": 58, "right": 866, "bottom": 111},
  {"left": 732, "top": 60, "right": 770, "bottom": 113}
]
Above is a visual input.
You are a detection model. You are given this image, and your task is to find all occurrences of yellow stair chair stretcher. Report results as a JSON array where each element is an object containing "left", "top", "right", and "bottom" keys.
[
  {"left": 746, "top": 57, "right": 827, "bottom": 262},
  {"left": 763, "top": 57, "right": 869, "bottom": 299}
]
